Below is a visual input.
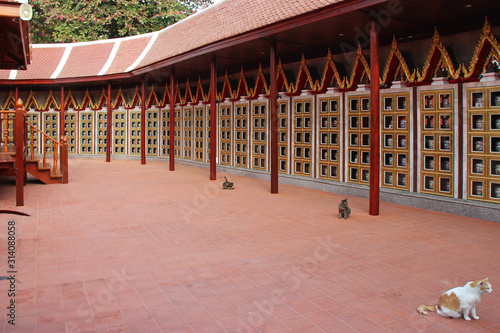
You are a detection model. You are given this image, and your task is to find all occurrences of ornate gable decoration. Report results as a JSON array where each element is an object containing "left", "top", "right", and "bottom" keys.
[
  {"left": 2, "top": 91, "right": 16, "bottom": 110},
  {"left": 64, "top": 90, "right": 78, "bottom": 110},
  {"left": 146, "top": 85, "right": 159, "bottom": 108},
  {"left": 25, "top": 90, "right": 40, "bottom": 110},
  {"left": 247, "top": 63, "right": 269, "bottom": 99},
  {"left": 230, "top": 67, "right": 251, "bottom": 101},
  {"left": 179, "top": 78, "right": 193, "bottom": 106},
  {"left": 276, "top": 59, "right": 294, "bottom": 94},
  {"left": 345, "top": 44, "right": 371, "bottom": 90},
  {"left": 79, "top": 89, "right": 95, "bottom": 110},
  {"left": 42, "top": 90, "right": 60, "bottom": 111},
  {"left": 126, "top": 87, "right": 141, "bottom": 109},
  {"left": 417, "top": 28, "right": 461, "bottom": 83},
  {"left": 159, "top": 82, "right": 171, "bottom": 107},
  {"left": 113, "top": 88, "right": 125, "bottom": 109},
  {"left": 381, "top": 37, "right": 416, "bottom": 86},
  {"left": 463, "top": 18, "right": 500, "bottom": 80},
  {"left": 219, "top": 71, "right": 234, "bottom": 102},
  {"left": 316, "top": 49, "right": 347, "bottom": 92},
  {"left": 288, "top": 54, "right": 316, "bottom": 95},
  {"left": 93, "top": 88, "right": 109, "bottom": 110},
  {"left": 192, "top": 77, "right": 207, "bottom": 105}
]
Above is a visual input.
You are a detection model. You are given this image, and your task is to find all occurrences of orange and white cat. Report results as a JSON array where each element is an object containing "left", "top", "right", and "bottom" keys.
[{"left": 417, "top": 278, "right": 492, "bottom": 321}]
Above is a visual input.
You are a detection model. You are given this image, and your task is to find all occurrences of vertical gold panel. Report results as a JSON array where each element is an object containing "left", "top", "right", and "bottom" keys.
[{"left": 317, "top": 97, "right": 340, "bottom": 181}]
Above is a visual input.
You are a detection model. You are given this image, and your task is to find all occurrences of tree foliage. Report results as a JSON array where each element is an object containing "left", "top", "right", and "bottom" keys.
[{"left": 31, "top": 0, "right": 213, "bottom": 43}]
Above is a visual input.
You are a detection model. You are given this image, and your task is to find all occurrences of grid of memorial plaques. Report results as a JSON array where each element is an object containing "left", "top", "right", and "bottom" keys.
[
  {"left": 381, "top": 92, "right": 410, "bottom": 190},
  {"left": 318, "top": 97, "right": 340, "bottom": 181},
  {"left": 112, "top": 111, "right": 127, "bottom": 155},
  {"left": 206, "top": 107, "right": 211, "bottom": 162},
  {"left": 293, "top": 99, "right": 313, "bottom": 177},
  {"left": 183, "top": 108, "right": 192, "bottom": 159},
  {"left": 194, "top": 107, "right": 204, "bottom": 162},
  {"left": 347, "top": 95, "right": 370, "bottom": 184},
  {"left": 146, "top": 110, "right": 158, "bottom": 156},
  {"left": 43, "top": 111, "right": 59, "bottom": 154},
  {"left": 80, "top": 112, "right": 93, "bottom": 154},
  {"left": 468, "top": 86, "right": 500, "bottom": 202},
  {"left": 161, "top": 110, "right": 170, "bottom": 156},
  {"left": 27, "top": 111, "right": 40, "bottom": 155},
  {"left": 234, "top": 104, "right": 248, "bottom": 168},
  {"left": 252, "top": 103, "right": 267, "bottom": 170},
  {"left": 174, "top": 108, "right": 181, "bottom": 158},
  {"left": 96, "top": 111, "right": 107, "bottom": 154},
  {"left": 64, "top": 112, "right": 77, "bottom": 154},
  {"left": 129, "top": 110, "right": 141, "bottom": 155},
  {"left": 219, "top": 105, "right": 231, "bottom": 165},
  {"left": 278, "top": 101, "right": 288, "bottom": 174},
  {"left": 420, "top": 89, "right": 454, "bottom": 197}
]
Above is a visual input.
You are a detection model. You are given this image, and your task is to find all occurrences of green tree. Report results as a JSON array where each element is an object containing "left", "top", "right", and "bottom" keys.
[{"left": 31, "top": 0, "right": 213, "bottom": 43}]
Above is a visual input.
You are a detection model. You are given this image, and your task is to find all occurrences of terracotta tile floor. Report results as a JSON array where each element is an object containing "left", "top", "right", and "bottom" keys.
[{"left": 0, "top": 159, "right": 499, "bottom": 333}]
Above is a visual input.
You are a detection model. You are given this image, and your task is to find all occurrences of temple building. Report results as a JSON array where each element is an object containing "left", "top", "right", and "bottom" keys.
[{"left": 1, "top": 0, "right": 500, "bottom": 221}]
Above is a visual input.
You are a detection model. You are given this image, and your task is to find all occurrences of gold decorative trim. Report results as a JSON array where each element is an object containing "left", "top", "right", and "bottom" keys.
[
  {"left": 345, "top": 43, "right": 371, "bottom": 90},
  {"left": 463, "top": 18, "right": 500, "bottom": 79},
  {"left": 25, "top": 90, "right": 40, "bottom": 110},
  {"left": 417, "top": 28, "right": 461, "bottom": 82},
  {"left": 42, "top": 90, "right": 59, "bottom": 111},
  {"left": 317, "top": 48, "right": 346, "bottom": 91},
  {"left": 381, "top": 37, "right": 416, "bottom": 86},
  {"left": 64, "top": 89, "right": 78, "bottom": 110},
  {"left": 289, "top": 54, "right": 316, "bottom": 94},
  {"left": 2, "top": 90, "right": 16, "bottom": 110}
]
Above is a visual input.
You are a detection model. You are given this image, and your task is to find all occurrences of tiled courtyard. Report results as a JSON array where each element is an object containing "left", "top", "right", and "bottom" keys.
[{"left": 0, "top": 159, "right": 499, "bottom": 332}]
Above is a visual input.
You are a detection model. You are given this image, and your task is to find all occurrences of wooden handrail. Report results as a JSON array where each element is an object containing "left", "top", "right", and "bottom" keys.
[{"left": 25, "top": 121, "right": 68, "bottom": 180}]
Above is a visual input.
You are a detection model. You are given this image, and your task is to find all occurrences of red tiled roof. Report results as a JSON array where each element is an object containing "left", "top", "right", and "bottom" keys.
[{"left": 0, "top": 0, "right": 342, "bottom": 81}]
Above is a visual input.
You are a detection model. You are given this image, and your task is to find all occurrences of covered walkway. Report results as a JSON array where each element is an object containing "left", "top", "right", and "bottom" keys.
[{"left": 0, "top": 159, "right": 498, "bottom": 332}]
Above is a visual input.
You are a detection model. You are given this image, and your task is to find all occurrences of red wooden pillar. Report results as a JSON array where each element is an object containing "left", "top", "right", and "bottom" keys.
[
  {"left": 141, "top": 80, "right": 146, "bottom": 165},
  {"left": 15, "top": 99, "right": 24, "bottom": 206},
  {"left": 210, "top": 58, "right": 217, "bottom": 180},
  {"left": 60, "top": 86, "right": 65, "bottom": 138},
  {"left": 169, "top": 70, "right": 175, "bottom": 171},
  {"left": 270, "top": 41, "right": 278, "bottom": 193},
  {"left": 106, "top": 83, "right": 112, "bottom": 162},
  {"left": 15, "top": 86, "right": 18, "bottom": 101},
  {"left": 369, "top": 21, "right": 380, "bottom": 216}
]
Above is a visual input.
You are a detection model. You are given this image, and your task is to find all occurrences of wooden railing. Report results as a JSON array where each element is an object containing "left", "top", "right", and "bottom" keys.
[
  {"left": 0, "top": 99, "right": 68, "bottom": 205},
  {"left": 25, "top": 122, "right": 68, "bottom": 182}
]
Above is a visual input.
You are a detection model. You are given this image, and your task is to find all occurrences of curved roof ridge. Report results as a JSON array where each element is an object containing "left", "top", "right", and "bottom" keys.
[{"left": 125, "top": 31, "right": 160, "bottom": 73}]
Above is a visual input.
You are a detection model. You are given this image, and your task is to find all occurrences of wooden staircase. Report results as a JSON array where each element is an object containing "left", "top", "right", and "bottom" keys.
[
  {"left": 1, "top": 99, "right": 68, "bottom": 205},
  {"left": 26, "top": 159, "right": 64, "bottom": 184}
]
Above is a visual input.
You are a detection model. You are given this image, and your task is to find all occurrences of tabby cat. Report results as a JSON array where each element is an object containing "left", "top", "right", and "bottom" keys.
[
  {"left": 417, "top": 278, "right": 492, "bottom": 321},
  {"left": 222, "top": 176, "right": 234, "bottom": 190},
  {"left": 338, "top": 198, "right": 351, "bottom": 219}
]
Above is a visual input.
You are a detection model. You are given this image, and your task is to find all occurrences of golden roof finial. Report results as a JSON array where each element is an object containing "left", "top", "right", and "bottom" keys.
[
  {"left": 484, "top": 17, "right": 491, "bottom": 35},
  {"left": 432, "top": 27, "right": 440, "bottom": 43}
]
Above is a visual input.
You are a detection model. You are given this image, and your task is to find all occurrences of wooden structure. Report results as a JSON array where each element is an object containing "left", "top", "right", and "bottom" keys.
[{"left": 1, "top": 0, "right": 500, "bottom": 218}]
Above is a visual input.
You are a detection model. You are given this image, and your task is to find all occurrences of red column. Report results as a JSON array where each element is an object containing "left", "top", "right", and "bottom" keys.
[
  {"left": 369, "top": 21, "right": 380, "bottom": 216},
  {"left": 15, "top": 86, "right": 19, "bottom": 101},
  {"left": 60, "top": 86, "right": 65, "bottom": 138},
  {"left": 141, "top": 80, "right": 146, "bottom": 165},
  {"left": 169, "top": 70, "right": 175, "bottom": 171},
  {"left": 270, "top": 41, "right": 278, "bottom": 193},
  {"left": 210, "top": 58, "right": 217, "bottom": 180},
  {"left": 106, "top": 83, "right": 112, "bottom": 162}
]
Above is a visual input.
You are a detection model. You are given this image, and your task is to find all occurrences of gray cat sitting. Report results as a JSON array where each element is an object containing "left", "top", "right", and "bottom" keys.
[
  {"left": 222, "top": 176, "right": 234, "bottom": 190},
  {"left": 338, "top": 198, "right": 351, "bottom": 219}
]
